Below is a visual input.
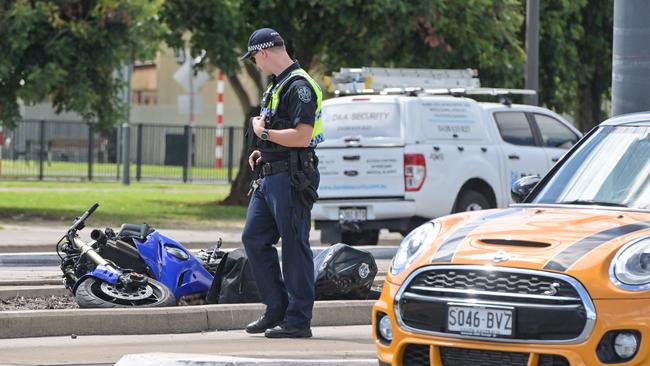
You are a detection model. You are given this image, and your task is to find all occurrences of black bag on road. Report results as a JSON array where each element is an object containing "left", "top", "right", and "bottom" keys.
[
  {"left": 206, "top": 248, "right": 261, "bottom": 304},
  {"left": 207, "top": 244, "right": 378, "bottom": 304},
  {"left": 313, "top": 243, "right": 378, "bottom": 300}
]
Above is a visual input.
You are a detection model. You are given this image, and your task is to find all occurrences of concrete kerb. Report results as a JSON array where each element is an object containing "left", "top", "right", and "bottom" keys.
[
  {"left": 115, "top": 353, "right": 379, "bottom": 366},
  {"left": 0, "top": 285, "right": 69, "bottom": 299},
  {"left": 0, "top": 279, "right": 62, "bottom": 286},
  {"left": 0, "top": 300, "right": 375, "bottom": 339},
  {"left": 0, "top": 306, "right": 209, "bottom": 339}
]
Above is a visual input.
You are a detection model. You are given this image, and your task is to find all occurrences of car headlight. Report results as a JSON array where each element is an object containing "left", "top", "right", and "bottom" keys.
[
  {"left": 378, "top": 314, "right": 393, "bottom": 342},
  {"left": 610, "top": 236, "right": 650, "bottom": 290},
  {"left": 391, "top": 221, "right": 440, "bottom": 275}
]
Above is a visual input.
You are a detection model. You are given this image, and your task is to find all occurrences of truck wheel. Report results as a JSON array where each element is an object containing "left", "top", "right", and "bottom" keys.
[
  {"left": 341, "top": 230, "right": 379, "bottom": 246},
  {"left": 454, "top": 190, "right": 491, "bottom": 213}
]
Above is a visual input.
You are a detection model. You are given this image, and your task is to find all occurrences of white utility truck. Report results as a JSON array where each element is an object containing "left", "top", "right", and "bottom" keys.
[{"left": 313, "top": 68, "right": 582, "bottom": 245}]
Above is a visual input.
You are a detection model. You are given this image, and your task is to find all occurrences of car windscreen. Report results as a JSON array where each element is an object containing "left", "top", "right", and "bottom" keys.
[
  {"left": 321, "top": 102, "right": 402, "bottom": 140},
  {"left": 532, "top": 126, "right": 650, "bottom": 210}
]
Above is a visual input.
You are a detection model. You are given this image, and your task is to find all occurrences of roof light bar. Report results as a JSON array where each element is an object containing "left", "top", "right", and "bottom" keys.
[{"left": 334, "top": 88, "right": 376, "bottom": 97}]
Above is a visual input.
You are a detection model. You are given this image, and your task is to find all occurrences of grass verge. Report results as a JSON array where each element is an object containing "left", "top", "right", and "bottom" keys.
[{"left": 0, "top": 181, "right": 246, "bottom": 228}]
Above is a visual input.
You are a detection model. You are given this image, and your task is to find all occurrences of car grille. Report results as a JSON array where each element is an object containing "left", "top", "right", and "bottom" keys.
[
  {"left": 397, "top": 265, "right": 594, "bottom": 342},
  {"left": 402, "top": 344, "right": 430, "bottom": 366},
  {"left": 538, "top": 354, "right": 570, "bottom": 366},
  {"left": 440, "top": 347, "right": 529, "bottom": 366},
  {"left": 402, "top": 344, "right": 570, "bottom": 366},
  {"left": 409, "top": 268, "right": 580, "bottom": 299}
]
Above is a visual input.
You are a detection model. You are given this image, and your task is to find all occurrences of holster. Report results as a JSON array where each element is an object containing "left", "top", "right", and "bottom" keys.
[{"left": 288, "top": 149, "right": 319, "bottom": 209}]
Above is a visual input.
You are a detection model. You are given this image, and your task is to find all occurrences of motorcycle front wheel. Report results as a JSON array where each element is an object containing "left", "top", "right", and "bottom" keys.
[{"left": 75, "top": 277, "right": 176, "bottom": 308}]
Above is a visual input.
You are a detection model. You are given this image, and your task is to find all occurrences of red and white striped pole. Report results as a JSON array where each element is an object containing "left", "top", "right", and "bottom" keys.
[{"left": 215, "top": 70, "right": 225, "bottom": 169}]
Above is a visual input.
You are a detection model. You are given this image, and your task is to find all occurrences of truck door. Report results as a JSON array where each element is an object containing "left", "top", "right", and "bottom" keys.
[
  {"left": 531, "top": 113, "right": 581, "bottom": 168},
  {"left": 493, "top": 111, "right": 549, "bottom": 198}
]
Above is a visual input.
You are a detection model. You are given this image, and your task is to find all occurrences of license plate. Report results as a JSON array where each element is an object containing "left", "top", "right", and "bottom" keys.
[
  {"left": 339, "top": 208, "right": 367, "bottom": 223},
  {"left": 447, "top": 305, "right": 513, "bottom": 337}
]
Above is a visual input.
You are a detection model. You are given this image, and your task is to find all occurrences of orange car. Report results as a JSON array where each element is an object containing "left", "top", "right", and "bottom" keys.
[{"left": 373, "top": 112, "right": 650, "bottom": 366}]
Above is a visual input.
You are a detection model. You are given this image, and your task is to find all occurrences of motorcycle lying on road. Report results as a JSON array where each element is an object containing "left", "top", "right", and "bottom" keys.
[{"left": 57, "top": 203, "right": 222, "bottom": 308}]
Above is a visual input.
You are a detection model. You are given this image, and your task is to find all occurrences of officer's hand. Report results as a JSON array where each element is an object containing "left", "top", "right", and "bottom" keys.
[
  {"left": 252, "top": 116, "right": 265, "bottom": 137},
  {"left": 248, "top": 150, "right": 262, "bottom": 171}
]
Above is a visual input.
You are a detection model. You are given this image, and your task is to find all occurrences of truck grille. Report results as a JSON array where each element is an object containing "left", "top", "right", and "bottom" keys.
[{"left": 396, "top": 265, "right": 595, "bottom": 343}]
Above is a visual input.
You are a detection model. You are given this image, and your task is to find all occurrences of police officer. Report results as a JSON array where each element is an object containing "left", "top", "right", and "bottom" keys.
[{"left": 239, "top": 28, "right": 323, "bottom": 338}]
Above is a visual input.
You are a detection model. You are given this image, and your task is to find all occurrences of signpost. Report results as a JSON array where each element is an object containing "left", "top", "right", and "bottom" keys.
[
  {"left": 525, "top": 0, "right": 540, "bottom": 106},
  {"left": 173, "top": 51, "right": 209, "bottom": 182},
  {"left": 121, "top": 62, "right": 133, "bottom": 185}
]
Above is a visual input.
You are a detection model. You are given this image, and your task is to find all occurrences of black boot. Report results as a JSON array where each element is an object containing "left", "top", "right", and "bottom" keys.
[
  {"left": 245, "top": 314, "right": 283, "bottom": 334},
  {"left": 264, "top": 323, "right": 312, "bottom": 338}
]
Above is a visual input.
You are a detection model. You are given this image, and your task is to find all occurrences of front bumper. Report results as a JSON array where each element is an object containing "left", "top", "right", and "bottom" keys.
[
  {"left": 374, "top": 280, "right": 650, "bottom": 366},
  {"left": 312, "top": 198, "right": 416, "bottom": 221}
]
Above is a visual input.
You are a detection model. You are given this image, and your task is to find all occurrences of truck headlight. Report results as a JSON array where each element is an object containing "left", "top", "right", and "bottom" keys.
[
  {"left": 610, "top": 236, "right": 650, "bottom": 290},
  {"left": 391, "top": 222, "right": 439, "bottom": 275}
]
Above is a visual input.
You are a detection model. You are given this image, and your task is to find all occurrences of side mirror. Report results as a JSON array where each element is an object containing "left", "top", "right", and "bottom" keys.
[{"left": 511, "top": 175, "right": 541, "bottom": 203}]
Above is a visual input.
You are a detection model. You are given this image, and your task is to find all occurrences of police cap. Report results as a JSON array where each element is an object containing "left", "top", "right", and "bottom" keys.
[{"left": 239, "top": 28, "right": 285, "bottom": 61}]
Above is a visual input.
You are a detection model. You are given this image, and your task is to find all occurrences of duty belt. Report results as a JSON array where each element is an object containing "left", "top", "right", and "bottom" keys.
[{"left": 261, "top": 160, "right": 289, "bottom": 177}]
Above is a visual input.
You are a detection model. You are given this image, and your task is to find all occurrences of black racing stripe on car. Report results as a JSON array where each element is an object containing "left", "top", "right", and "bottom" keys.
[
  {"left": 544, "top": 221, "right": 650, "bottom": 272},
  {"left": 431, "top": 208, "right": 522, "bottom": 262}
]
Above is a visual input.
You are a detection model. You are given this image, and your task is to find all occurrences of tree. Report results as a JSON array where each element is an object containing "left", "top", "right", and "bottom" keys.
[
  {"left": 574, "top": 0, "right": 612, "bottom": 131},
  {"left": 535, "top": 0, "right": 612, "bottom": 131},
  {"left": 376, "top": 0, "right": 526, "bottom": 88},
  {"left": 0, "top": 0, "right": 164, "bottom": 130},
  {"left": 161, "top": 0, "right": 526, "bottom": 205},
  {"left": 161, "top": 0, "right": 257, "bottom": 205}
]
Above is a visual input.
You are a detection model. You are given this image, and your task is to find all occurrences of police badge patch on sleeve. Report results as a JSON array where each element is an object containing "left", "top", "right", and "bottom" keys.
[{"left": 297, "top": 86, "right": 312, "bottom": 103}]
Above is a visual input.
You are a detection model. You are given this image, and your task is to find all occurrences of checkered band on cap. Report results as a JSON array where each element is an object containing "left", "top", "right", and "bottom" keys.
[{"left": 248, "top": 41, "right": 277, "bottom": 52}]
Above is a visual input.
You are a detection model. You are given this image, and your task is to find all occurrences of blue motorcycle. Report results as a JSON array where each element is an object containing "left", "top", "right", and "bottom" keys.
[{"left": 58, "top": 203, "right": 220, "bottom": 308}]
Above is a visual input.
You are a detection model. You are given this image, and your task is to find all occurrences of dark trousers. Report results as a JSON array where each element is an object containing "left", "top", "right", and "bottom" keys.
[{"left": 241, "top": 170, "right": 319, "bottom": 328}]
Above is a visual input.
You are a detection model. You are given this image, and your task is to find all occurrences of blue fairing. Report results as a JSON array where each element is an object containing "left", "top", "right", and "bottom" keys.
[
  {"left": 134, "top": 231, "right": 213, "bottom": 300},
  {"left": 72, "top": 263, "right": 120, "bottom": 293}
]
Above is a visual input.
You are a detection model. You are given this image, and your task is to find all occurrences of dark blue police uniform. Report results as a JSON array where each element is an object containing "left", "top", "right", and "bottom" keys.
[{"left": 241, "top": 60, "right": 320, "bottom": 334}]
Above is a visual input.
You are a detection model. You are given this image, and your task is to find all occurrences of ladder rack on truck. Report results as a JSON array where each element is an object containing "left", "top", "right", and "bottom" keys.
[
  {"left": 326, "top": 67, "right": 535, "bottom": 104},
  {"left": 328, "top": 67, "right": 480, "bottom": 91}
]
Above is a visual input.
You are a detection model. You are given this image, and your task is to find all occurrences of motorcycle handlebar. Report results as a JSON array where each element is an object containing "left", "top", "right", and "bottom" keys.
[{"left": 69, "top": 203, "right": 100, "bottom": 233}]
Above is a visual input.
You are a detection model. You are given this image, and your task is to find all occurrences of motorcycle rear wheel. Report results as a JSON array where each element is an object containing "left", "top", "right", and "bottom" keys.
[{"left": 75, "top": 277, "right": 176, "bottom": 308}]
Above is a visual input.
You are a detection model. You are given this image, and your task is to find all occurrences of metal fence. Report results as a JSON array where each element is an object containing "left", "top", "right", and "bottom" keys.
[{"left": 0, "top": 120, "right": 244, "bottom": 183}]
